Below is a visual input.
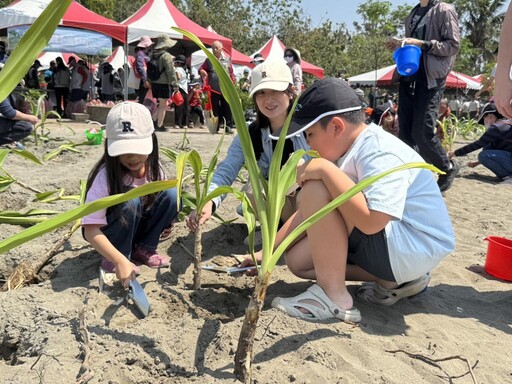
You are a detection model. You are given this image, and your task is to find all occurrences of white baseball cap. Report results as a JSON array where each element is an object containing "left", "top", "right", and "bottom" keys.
[
  {"left": 249, "top": 59, "right": 293, "bottom": 97},
  {"left": 106, "top": 102, "right": 155, "bottom": 157}
]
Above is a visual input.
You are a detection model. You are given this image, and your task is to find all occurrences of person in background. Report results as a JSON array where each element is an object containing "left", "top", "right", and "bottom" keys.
[
  {"left": 448, "top": 103, "right": 512, "bottom": 183},
  {"left": 0, "top": 64, "right": 38, "bottom": 148},
  {"left": 99, "top": 62, "right": 115, "bottom": 103},
  {"left": 68, "top": 57, "right": 88, "bottom": 103},
  {"left": 53, "top": 57, "right": 70, "bottom": 118},
  {"left": 468, "top": 97, "right": 480, "bottom": 120},
  {"left": 79, "top": 60, "right": 91, "bottom": 101},
  {"left": 494, "top": 2, "right": 512, "bottom": 119},
  {"left": 251, "top": 53, "right": 265, "bottom": 66},
  {"left": 173, "top": 55, "right": 190, "bottom": 129},
  {"left": 150, "top": 34, "right": 178, "bottom": 132},
  {"left": 188, "top": 81, "right": 206, "bottom": 129},
  {"left": 387, "top": 0, "right": 460, "bottom": 193},
  {"left": 239, "top": 69, "right": 251, "bottom": 92},
  {"left": 448, "top": 97, "right": 460, "bottom": 119},
  {"left": 25, "top": 60, "right": 42, "bottom": 89},
  {"left": 199, "top": 40, "right": 236, "bottom": 134},
  {"left": 284, "top": 47, "right": 303, "bottom": 96},
  {"left": 82, "top": 102, "right": 180, "bottom": 287},
  {"left": 134, "top": 35, "right": 153, "bottom": 104}
]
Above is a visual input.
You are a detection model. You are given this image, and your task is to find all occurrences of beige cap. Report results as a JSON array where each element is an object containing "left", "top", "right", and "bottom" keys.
[
  {"left": 249, "top": 59, "right": 293, "bottom": 97},
  {"left": 106, "top": 102, "right": 155, "bottom": 157}
]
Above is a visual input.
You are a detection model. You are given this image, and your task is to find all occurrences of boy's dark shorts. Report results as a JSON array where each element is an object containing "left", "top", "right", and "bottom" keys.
[
  {"left": 151, "top": 83, "right": 170, "bottom": 99},
  {"left": 347, "top": 227, "right": 395, "bottom": 282}
]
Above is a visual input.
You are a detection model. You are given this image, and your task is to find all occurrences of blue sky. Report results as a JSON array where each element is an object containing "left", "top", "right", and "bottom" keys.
[{"left": 301, "top": 0, "right": 417, "bottom": 28}]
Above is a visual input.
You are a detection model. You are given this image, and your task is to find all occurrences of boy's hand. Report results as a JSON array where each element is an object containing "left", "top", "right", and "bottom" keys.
[
  {"left": 185, "top": 201, "right": 213, "bottom": 232},
  {"left": 296, "top": 158, "right": 327, "bottom": 187},
  {"left": 116, "top": 258, "right": 137, "bottom": 288},
  {"left": 239, "top": 251, "right": 262, "bottom": 276}
]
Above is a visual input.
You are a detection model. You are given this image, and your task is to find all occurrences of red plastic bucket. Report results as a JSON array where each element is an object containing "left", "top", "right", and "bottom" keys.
[{"left": 484, "top": 236, "right": 512, "bottom": 281}]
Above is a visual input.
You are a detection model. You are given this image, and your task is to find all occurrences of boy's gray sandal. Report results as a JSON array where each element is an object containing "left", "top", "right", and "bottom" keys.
[
  {"left": 356, "top": 273, "right": 431, "bottom": 306},
  {"left": 271, "top": 284, "right": 361, "bottom": 323}
]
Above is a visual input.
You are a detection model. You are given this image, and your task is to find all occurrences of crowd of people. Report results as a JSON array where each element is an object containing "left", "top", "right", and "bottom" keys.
[{"left": 2, "top": 0, "right": 512, "bottom": 325}]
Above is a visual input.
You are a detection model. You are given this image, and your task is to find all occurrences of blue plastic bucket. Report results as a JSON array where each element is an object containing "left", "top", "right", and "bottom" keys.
[{"left": 393, "top": 45, "right": 422, "bottom": 76}]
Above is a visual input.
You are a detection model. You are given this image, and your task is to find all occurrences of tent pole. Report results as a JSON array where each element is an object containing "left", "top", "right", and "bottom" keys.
[{"left": 123, "top": 42, "right": 128, "bottom": 100}]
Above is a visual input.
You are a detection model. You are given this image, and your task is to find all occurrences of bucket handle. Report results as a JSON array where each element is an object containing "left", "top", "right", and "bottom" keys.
[
  {"left": 401, "top": 40, "right": 406, "bottom": 48},
  {"left": 483, "top": 236, "right": 490, "bottom": 242}
]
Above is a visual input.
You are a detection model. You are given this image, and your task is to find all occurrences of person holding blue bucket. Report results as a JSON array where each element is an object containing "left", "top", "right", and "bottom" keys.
[{"left": 387, "top": 0, "right": 460, "bottom": 193}]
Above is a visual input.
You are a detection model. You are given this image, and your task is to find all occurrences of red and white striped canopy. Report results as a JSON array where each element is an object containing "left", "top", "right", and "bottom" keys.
[
  {"left": 251, "top": 35, "right": 324, "bottom": 79},
  {"left": 348, "top": 64, "right": 482, "bottom": 90},
  {"left": 121, "top": 0, "right": 231, "bottom": 54}
]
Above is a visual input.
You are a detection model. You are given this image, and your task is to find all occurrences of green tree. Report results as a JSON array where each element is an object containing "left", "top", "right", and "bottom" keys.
[
  {"left": 447, "top": 0, "right": 505, "bottom": 72},
  {"left": 345, "top": 0, "right": 412, "bottom": 77}
]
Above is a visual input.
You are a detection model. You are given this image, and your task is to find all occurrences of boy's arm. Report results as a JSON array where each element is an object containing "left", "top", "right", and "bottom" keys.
[{"left": 298, "top": 158, "right": 392, "bottom": 234}]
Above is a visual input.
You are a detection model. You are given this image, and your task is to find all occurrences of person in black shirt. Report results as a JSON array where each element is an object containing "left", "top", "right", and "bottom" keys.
[{"left": 448, "top": 103, "right": 512, "bottom": 182}]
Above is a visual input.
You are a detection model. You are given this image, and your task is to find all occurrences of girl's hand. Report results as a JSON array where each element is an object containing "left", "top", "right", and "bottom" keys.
[
  {"left": 296, "top": 158, "right": 326, "bottom": 187},
  {"left": 447, "top": 151, "right": 455, "bottom": 159},
  {"left": 185, "top": 201, "right": 213, "bottom": 232},
  {"left": 116, "top": 258, "right": 136, "bottom": 288},
  {"left": 467, "top": 161, "right": 479, "bottom": 168}
]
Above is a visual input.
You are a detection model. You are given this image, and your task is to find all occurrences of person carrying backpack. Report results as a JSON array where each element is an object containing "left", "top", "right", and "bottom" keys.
[{"left": 149, "top": 34, "right": 178, "bottom": 132}]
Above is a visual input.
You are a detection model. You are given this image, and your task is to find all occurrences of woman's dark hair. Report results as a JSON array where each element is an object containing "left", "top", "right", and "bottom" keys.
[
  {"left": 249, "top": 85, "right": 295, "bottom": 159},
  {"left": 284, "top": 49, "right": 298, "bottom": 62},
  {"left": 85, "top": 133, "right": 163, "bottom": 221}
]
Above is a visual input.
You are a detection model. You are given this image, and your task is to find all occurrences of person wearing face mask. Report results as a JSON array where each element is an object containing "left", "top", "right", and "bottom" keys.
[
  {"left": 284, "top": 48, "right": 303, "bottom": 96},
  {"left": 448, "top": 102, "right": 512, "bottom": 183}
]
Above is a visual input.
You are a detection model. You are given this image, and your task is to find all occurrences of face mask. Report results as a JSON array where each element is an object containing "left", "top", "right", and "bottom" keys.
[{"left": 284, "top": 56, "right": 293, "bottom": 63}]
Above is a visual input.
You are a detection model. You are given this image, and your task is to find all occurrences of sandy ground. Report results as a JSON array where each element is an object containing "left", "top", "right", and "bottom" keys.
[{"left": 0, "top": 120, "right": 511, "bottom": 384}]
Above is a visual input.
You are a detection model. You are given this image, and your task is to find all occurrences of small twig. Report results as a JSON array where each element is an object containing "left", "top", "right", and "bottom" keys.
[
  {"left": 179, "top": 242, "right": 196, "bottom": 262},
  {"left": 15, "top": 179, "right": 43, "bottom": 194},
  {"left": 386, "top": 349, "right": 478, "bottom": 384},
  {"left": 75, "top": 308, "right": 94, "bottom": 384},
  {"left": 256, "top": 315, "right": 277, "bottom": 342}
]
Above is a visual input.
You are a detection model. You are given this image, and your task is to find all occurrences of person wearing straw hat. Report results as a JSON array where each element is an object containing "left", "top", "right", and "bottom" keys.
[
  {"left": 150, "top": 34, "right": 178, "bottom": 132},
  {"left": 448, "top": 102, "right": 512, "bottom": 183},
  {"left": 134, "top": 35, "right": 153, "bottom": 105},
  {"left": 386, "top": 0, "right": 460, "bottom": 193},
  {"left": 284, "top": 47, "right": 302, "bottom": 96}
]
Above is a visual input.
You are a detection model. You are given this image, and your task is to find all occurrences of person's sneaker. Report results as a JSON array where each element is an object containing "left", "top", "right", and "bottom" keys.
[
  {"left": 187, "top": 123, "right": 195, "bottom": 128},
  {"left": 243, "top": 230, "right": 263, "bottom": 249},
  {"left": 132, "top": 246, "right": 170, "bottom": 268},
  {"left": 437, "top": 161, "right": 459, "bottom": 192},
  {"left": 199, "top": 124, "right": 207, "bottom": 129},
  {"left": 174, "top": 124, "right": 180, "bottom": 129},
  {"left": 100, "top": 257, "right": 140, "bottom": 275},
  {"left": 155, "top": 125, "right": 167, "bottom": 132},
  {"left": 225, "top": 127, "right": 234, "bottom": 134}
]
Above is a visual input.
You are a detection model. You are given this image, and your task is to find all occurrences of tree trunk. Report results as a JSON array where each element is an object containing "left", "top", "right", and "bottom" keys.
[
  {"left": 234, "top": 273, "right": 271, "bottom": 383},
  {"left": 192, "top": 224, "right": 202, "bottom": 290}
]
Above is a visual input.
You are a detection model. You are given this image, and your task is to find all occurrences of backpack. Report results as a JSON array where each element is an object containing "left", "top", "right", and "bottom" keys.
[{"left": 146, "top": 57, "right": 162, "bottom": 82}]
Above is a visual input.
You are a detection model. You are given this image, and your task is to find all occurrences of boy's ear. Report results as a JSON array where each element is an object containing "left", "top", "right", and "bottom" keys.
[{"left": 330, "top": 116, "right": 346, "bottom": 135}]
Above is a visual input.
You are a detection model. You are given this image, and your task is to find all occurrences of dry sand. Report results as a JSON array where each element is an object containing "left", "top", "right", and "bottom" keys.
[{"left": 0, "top": 121, "right": 511, "bottom": 384}]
